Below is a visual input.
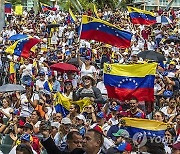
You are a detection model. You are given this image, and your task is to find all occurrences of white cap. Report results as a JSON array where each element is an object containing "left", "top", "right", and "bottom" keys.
[
  {"left": 170, "top": 42, "right": 175, "bottom": 46},
  {"left": 51, "top": 122, "right": 60, "bottom": 129},
  {"left": 61, "top": 117, "right": 72, "bottom": 125},
  {"left": 167, "top": 72, "right": 175, "bottom": 78},
  {"left": 76, "top": 114, "right": 86, "bottom": 123}
]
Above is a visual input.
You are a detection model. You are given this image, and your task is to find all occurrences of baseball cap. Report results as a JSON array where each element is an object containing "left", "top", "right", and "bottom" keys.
[
  {"left": 24, "top": 123, "right": 33, "bottom": 130},
  {"left": 61, "top": 117, "right": 72, "bottom": 125},
  {"left": 13, "top": 109, "right": 20, "bottom": 115},
  {"left": 169, "top": 61, "right": 176, "bottom": 65},
  {"left": 24, "top": 81, "right": 34, "bottom": 87},
  {"left": 47, "top": 71, "right": 55, "bottom": 76},
  {"left": 20, "top": 134, "right": 31, "bottom": 142},
  {"left": 93, "top": 125, "right": 104, "bottom": 135},
  {"left": 85, "top": 56, "right": 91, "bottom": 60},
  {"left": 112, "top": 129, "right": 130, "bottom": 138},
  {"left": 76, "top": 114, "right": 86, "bottom": 123},
  {"left": 96, "top": 112, "right": 106, "bottom": 119},
  {"left": 51, "top": 122, "right": 60, "bottom": 129},
  {"left": 39, "top": 71, "right": 45, "bottom": 76}
]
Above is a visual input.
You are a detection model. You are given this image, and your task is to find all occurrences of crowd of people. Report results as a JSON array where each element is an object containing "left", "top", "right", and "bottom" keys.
[{"left": 0, "top": 5, "right": 180, "bottom": 154}]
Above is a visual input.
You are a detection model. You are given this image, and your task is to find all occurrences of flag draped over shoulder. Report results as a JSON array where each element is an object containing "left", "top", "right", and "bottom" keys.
[
  {"left": 69, "top": 8, "right": 77, "bottom": 22},
  {"left": 103, "top": 63, "right": 157, "bottom": 102},
  {"left": 80, "top": 15, "right": 132, "bottom": 49},
  {"left": 54, "top": 92, "right": 92, "bottom": 117},
  {"left": 41, "top": 3, "right": 57, "bottom": 12},
  {"left": 5, "top": 2, "right": 12, "bottom": 14},
  {"left": 6, "top": 37, "right": 41, "bottom": 58},
  {"left": 122, "top": 117, "right": 168, "bottom": 137},
  {"left": 127, "top": 7, "right": 156, "bottom": 25}
]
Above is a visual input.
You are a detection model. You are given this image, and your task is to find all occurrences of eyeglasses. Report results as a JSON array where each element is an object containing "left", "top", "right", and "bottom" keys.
[{"left": 85, "top": 107, "right": 92, "bottom": 109}]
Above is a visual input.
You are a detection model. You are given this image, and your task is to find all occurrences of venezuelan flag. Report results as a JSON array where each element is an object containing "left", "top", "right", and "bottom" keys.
[
  {"left": 103, "top": 63, "right": 157, "bottom": 102},
  {"left": 127, "top": 7, "right": 156, "bottom": 25},
  {"left": 41, "top": 3, "right": 57, "bottom": 12},
  {"left": 54, "top": 92, "right": 92, "bottom": 117},
  {"left": 69, "top": 8, "right": 77, "bottom": 22},
  {"left": 6, "top": 37, "right": 41, "bottom": 58},
  {"left": 9, "top": 34, "right": 28, "bottom": 41},
  {"left": 93, "top": 4, "right": 99, "bottom": 18},
  {"left": 122, "top": 117, "right": 168, "bottom": 137},
  {"left": 5, "top": 2, "right": 12, "bottom": 14},
  {"left": 80, "top": 15, "right": 132, "bottom": 49}
]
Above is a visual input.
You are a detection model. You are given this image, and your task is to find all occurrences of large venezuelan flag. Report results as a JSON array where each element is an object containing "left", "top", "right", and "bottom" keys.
[
  {"left": 103, "top": 63, "right": 157, "bottom": 102},
  {"left": 122, "top": 117, "right": 168, "bottom": 137},
  {"left": 6, "top": 37, "right": 41, "bottom": 58},
  {"left": 80, "top": 15, "right": 132, "bottom": 49},
  {"left": 127, "top": 7, "right": 156, "bottom": 25}
]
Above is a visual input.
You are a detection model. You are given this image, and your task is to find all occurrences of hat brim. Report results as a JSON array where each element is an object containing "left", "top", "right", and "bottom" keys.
[{"left": 112, "top": 133, "right": 120, "bottom": 137}]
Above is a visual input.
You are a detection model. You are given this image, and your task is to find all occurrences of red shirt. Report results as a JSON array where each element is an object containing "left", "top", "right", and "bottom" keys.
[
  {"left": 141, "top": 30, "right": 151, "bottom": 40},
  {"left": 126, "top": 109, "right": 146, "bottom": 119}
]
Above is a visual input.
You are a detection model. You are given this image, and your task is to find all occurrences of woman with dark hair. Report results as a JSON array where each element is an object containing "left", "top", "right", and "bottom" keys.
[
  {"left": 27, "top": 110, "right": 41, "bottom": 134},
  {"left": 153, "top": 111, "right": 166, "bottom": 122},
  {"left": 0, "top": 97, "right": 13, "bottom": 119},
  {"left": 62, "top": 80, "right": 74, "bottom": 100},
  {"left": 67, "top": 104, "right": 80, "bottom": 123},
  {"left": 164, "top": 127, "right": 177, "bottom": 154}
]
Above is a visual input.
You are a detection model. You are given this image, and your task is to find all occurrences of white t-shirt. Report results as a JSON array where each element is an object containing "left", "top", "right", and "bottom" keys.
[
  {"left": 20, "top": 93, "right": 39, "bottom": 117},
  {"left": 160, "top": 106, "right": 176, "bottom": 118},
  {"left": 20, "top": 64, "right": 33, "bottom": 77},
  {"left": 80, "top": 63, "right": 96, "bottom": 77},
  {"left": 97, "top": 81, "right": 107, "bottom": 95},
  {"left": 36, "top": 79, "right": 46, "bottom": 90},
  {"left": 34, "top": 121, "right": 41, "bottom": 128},
  {"left": 0, "top": 107, "right": 12, "bottom": 118},
  {"left": 147, "top": 41, "right": 155, "bottom": 50}
]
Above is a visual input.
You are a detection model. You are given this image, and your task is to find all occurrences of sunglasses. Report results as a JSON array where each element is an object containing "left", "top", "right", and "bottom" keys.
[
  {"left": 84, "top": 77, "right": 91, "bottom": 80},
  {"left": 65, "top": 83, "right": 72, "bottom": 85},
  {"left": 85, "top": 107, "right": 92, "bottom": 109}
]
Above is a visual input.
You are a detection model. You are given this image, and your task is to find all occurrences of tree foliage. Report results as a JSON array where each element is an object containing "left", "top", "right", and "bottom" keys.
[{"left": 58, "top": 0, "right": 133, "bottom": 11}]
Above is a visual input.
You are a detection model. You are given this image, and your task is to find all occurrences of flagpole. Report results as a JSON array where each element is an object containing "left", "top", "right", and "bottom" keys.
[
  {"left": 0, "top": 0, "right": 5, "bottom": 31},
  {"left": 78, "top": 16, "right": 83, "bottom": 47}
]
